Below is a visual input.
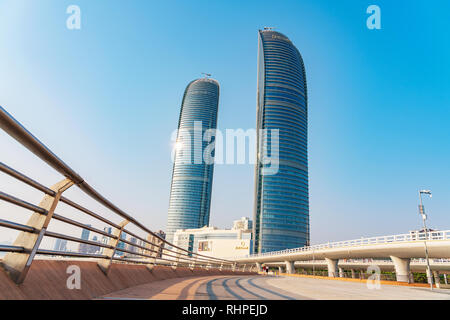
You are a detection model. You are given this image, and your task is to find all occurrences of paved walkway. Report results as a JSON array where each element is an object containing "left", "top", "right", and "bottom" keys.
[
  {"left": 99, "top": 275, "right": 306, "bottom": 300},
  {"left": 266, "top": 276, "right": 450, "bottom": 300},
  {"left": 99, "top": 275, "right": 450, "bottom": 300}
]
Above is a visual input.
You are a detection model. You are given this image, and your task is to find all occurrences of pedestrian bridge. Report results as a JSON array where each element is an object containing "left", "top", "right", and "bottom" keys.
[{"left": 235, "top": 230, "right": 450, "bottom": 282}]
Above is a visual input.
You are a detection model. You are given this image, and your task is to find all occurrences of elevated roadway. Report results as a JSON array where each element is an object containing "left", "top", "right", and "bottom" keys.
[{"left": 234, "top": 230, "right": 450, "bottom": 282}]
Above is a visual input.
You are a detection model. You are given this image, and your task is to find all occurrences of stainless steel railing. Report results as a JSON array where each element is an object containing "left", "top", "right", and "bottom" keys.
[{"left": 0, "top": 105, "right": 244, "bottom": 283}]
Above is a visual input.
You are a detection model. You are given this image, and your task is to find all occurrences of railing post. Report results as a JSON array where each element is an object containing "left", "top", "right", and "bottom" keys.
[
  {"left": 190, "top": 255, "right": 197, "bottom": 271},
  {"left": 144, "top": 234, "right": 157, "bottom": 271},
  {"left": 1, "top": 178, "right": 74, "bottom": 284},
  {"left": 97, "top": 219, "right": 129, "bottom": 275},
  {"left": 154, "top": 237, "right": 164, "bottom": 266},
  {"left": 172, "top": 249, "right": 181, "bottom": 270}
]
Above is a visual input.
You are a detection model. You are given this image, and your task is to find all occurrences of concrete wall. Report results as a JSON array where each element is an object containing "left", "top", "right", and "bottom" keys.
[{"left": 0, "top": 259, "right": 256, "bottom": 300}]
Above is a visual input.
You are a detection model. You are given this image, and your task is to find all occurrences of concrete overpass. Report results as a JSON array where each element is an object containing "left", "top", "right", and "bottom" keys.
[
  {"left": 264, "top": 259, "right": 450, "bottom": 284},
  {"left": 234, "top": 230, "right": 450, "bottom": 282}
]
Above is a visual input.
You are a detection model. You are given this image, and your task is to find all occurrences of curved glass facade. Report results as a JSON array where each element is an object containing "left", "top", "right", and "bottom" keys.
[
  {"left": 253, "top": 30, "right": 309, "bottom": 253},
  {"left": 166, "top": 78, "right": 220, "bottom": 244}
]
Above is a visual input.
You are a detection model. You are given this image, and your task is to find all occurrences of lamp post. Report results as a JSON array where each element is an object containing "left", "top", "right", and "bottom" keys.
[{"left": 418, "top": 189, "right": 433, "bottom": 290}]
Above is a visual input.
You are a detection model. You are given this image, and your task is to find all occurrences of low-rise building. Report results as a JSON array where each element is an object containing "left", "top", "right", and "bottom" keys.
[{"left": 172, "top": 217, "right": 253, "bottom": 259}]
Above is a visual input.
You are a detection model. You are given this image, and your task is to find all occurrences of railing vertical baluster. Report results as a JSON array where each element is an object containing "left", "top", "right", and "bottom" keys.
[
  {"left": 190, "top": 255, "right": 198, "bottom": 271},
  {"left": 172, "top": 249, "right": 181, "bottom": 270},
  {"left": 97, "top": 220, "right": 129, "bottom": 275},
  {"left": 144, "top": 234, "right": 157, "bottom": 270}
]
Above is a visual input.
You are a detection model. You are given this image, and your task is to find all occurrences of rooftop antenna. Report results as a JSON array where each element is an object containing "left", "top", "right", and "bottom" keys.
[
  {"left": 263, "top": 26, "right": 274, "bottom": 31},
  {"left": 201, "top": 72, "right": 211, "bottom": 78}
]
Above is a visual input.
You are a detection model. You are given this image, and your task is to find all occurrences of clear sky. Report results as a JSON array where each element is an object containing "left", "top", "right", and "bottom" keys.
[{"left": 0, "top": 0, "right": 449, "bottom": 247}]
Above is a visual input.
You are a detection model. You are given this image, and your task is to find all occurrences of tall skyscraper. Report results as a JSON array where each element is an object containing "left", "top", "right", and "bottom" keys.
[
  {"left": 253, "top": 29, "right": 309, "bottom": 253},
  {"left": 166, "top": 78, "right": 220, "bottom": 244}
]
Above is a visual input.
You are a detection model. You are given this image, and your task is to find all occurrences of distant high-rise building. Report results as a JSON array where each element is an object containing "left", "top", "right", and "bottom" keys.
[
  {"left": 81, "top": 227, "right": 90, "bottom": 240},
  {"left": 166, "top": 77, "right": 220, "bottom": 244},
  {"left": 155, "top": 230, "right": 166, "bottom": 258},
  {"left": 232, "top": 217, "right": 253, "bottom": 231},
  {"left": 78, "top": 226, "right": 92, "bottom": 254},
  {"left": 253, "top": 29, "right": 310, "bottom": 253},
  {"left": 116, "top": 232, "right": 127, "bottom": 257},
  {"left": 53, "top": 238, "right": 67, "bottom": 252},
  {"left": 156, "top": 230, "right": 166, "bottom": 240},
  {"left": 127, "top": 237, "right": 137, "bottom": 254},
  {"left": 100, "top": 226, "right": 112, "bottom": 254},
  {"left": 91, "top": 235, "right": 100, "bottom": 254},
  {"left": 78, "top": 226, "right": 101, "bottom": 255}
]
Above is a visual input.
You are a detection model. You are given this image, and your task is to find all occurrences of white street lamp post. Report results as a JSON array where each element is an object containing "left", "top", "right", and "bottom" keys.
[{"left": 418, "top": 189, "right": 433, "bottom": 290}]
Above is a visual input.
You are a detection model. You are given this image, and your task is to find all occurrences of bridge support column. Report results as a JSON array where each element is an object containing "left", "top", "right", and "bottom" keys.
[
  {"left": 390, "top": 256, "right": 411, "bottom": 283},
  {"left": 351, "top": 269, "right": 356, "bottom": 279},
  {"left": 433, "top": 271, "right": 440, "bottom": 288},
  {"left": 426, "top": 268, "right": 433, "bottom": 285},
  {"left": 339, "top": 267, "right": 344, "bottom": 278},
  {"left": 444, "top": 274, "right": 448, "bottom": 285},
  {"left": 278, "top": 266, "right": 285, "bottom": 274},
  {"left": 285, "top": 261, "right": 295, "bottom": 274},
  {"left": 325, "top": 258, "right": 338, "bottom": 277},
  {"left": 256, "top": 262, "right": 262, "bottom": 272}
]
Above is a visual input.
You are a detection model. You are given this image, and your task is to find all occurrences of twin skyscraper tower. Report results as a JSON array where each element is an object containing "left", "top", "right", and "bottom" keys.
[{"left": 166, "top": 29, "right": 309, "bottom": 254}]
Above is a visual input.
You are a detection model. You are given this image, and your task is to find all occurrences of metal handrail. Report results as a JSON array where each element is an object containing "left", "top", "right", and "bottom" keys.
[
  {"left": 0, "top": 183, "right": 228, "bottom": 266},
  {"left": 245, "top": 230, "right": 450, "bottom": 258},
  {"left": 0, "top": 244, "right": 25, "bottom": 253},
  {"left": 0, "top": 106, "right": 231, "bottom": 264},
  {"left": 0, "top": 105, "right": 242, "bottom": 279}
]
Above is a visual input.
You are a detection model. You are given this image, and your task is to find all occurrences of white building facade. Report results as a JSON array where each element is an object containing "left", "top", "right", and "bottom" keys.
[{"left": 173, "top": 217, "right": 253, "bottom": 259}]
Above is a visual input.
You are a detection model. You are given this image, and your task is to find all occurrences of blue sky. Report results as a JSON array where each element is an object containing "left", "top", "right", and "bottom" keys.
[{"left": 0, "top": 0, "right": 449, "bottom": 245}]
